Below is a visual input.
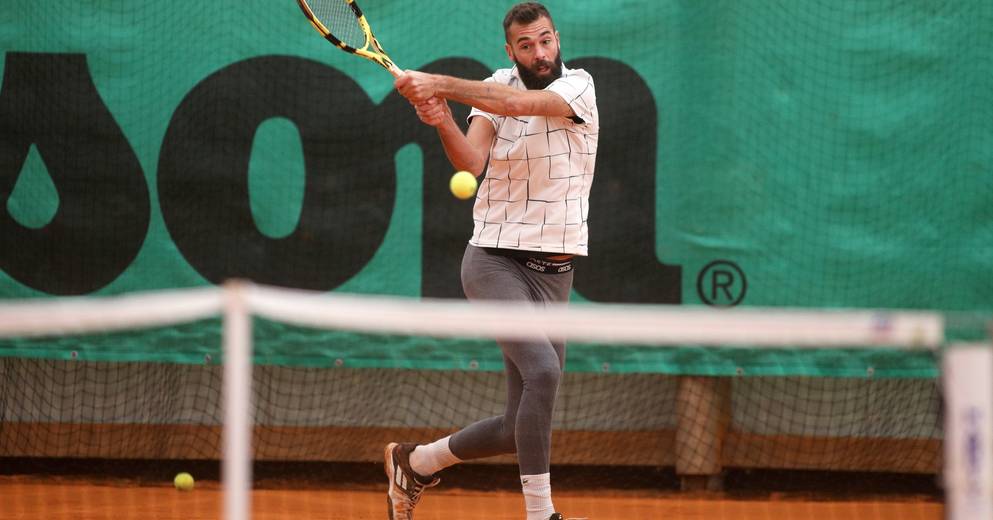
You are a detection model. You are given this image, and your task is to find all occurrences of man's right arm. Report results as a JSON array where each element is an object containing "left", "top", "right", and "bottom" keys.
[
  {"left": 415, "top": 98, "right": 493, "bottom": 176},
  {"left": 398, "top": 71, "right": 573, "bottom": 119}
]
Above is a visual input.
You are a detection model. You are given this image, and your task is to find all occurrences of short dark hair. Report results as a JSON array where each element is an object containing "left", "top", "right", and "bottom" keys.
[{"left": 503, "top": 2, "right": 555, "bottom": 42}]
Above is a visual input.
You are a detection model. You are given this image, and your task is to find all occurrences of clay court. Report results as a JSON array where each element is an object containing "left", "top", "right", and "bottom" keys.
[
  {"left": 0, "top": 478, "right": 942, "bottom": 520},
  {"left": 0, "top": 458, "right": 942, "bottom": 520}
]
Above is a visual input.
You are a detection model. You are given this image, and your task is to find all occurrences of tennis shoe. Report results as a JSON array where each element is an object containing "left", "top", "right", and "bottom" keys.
[
  {"left": 385, "top": 442, "right": 440, "bottom": 520},
  {"left": 548, "top": 514, "right": 588, "bottom": 520}
]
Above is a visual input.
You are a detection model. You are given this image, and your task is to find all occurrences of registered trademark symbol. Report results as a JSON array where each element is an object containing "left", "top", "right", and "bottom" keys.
[{"left": 696, "top": 260, "right": 747, "bottom": 307}]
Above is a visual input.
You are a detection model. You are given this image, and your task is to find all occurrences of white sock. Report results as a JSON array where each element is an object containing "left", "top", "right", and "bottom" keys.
[
  {"left": 409, "top": 435, "right": 461, "bottom": 477},
  {"left": 521, "top": 473, "right": 555, "bottom": 520}
]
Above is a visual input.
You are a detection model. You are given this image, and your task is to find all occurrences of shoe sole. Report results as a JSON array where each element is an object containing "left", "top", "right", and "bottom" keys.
[{"left": 384, "top": 442, "right": 399, "bottom": 520}]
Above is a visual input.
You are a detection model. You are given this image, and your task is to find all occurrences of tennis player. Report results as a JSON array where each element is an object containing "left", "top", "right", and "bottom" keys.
[{"left": 388, "top": 3, "right": 598, "bottom": 520}]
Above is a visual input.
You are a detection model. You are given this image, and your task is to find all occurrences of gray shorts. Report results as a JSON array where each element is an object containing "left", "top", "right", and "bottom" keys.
[{"left": 460, "top": 244, "right": 574, "bottom": 306}]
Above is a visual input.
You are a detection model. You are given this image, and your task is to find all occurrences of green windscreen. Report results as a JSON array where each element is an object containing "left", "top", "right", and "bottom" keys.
[{"left": 1, "top": 1, "right": 991, "bottom": 376}]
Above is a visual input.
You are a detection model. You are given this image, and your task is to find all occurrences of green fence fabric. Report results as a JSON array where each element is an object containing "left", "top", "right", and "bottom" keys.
[{"left": 1, "top": 1, "right": 990, "bottom": 376}]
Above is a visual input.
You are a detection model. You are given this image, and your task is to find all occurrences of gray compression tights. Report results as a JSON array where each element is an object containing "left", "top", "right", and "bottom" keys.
[{"left": 448, "top": 245, "right": 574, "bottom": 475}]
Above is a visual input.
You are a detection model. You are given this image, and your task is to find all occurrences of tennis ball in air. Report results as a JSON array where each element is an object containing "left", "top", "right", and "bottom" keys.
[
  {"left": 449, "top": 171, "right": 477, "bottom": 200},
  {"left": 174, "top": 472, "right": 195, "bottom": 491}
]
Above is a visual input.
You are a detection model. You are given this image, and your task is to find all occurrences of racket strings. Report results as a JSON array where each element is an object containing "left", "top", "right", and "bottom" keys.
[{"left": 310, "top": 0, "right": 368, "bottom": 49}]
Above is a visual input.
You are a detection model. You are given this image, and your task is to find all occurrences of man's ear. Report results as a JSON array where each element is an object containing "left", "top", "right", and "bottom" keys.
[{"left": 505, "top": 42, "right": 514, "bottom": 63}]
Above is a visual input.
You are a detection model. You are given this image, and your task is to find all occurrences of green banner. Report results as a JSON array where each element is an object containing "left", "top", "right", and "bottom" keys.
[{"left": 1, "top": 1, "right": 990, "bottom": 375}]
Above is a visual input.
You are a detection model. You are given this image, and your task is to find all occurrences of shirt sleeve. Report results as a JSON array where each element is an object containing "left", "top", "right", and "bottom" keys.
[{"left": 546, "top": 69, "right": 597, "bottom": 125}]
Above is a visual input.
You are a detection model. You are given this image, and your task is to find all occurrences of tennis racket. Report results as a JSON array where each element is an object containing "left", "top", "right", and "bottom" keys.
[{"left": 296, "top": 0, "right": 403, "bottom": 77}]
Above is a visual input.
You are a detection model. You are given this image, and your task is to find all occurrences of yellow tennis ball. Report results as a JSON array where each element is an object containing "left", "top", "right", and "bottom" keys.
[
  {"left": 174, "top": 472, "right": 194, "bottom": 491},
  {"left": 449, "top": 171, "right": 477, "bottom": 200}
]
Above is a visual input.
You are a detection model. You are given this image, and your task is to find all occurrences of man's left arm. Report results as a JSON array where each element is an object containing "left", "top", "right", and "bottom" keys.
[{"left": 395, "top": 71, "right": 574, "bottom": 119}]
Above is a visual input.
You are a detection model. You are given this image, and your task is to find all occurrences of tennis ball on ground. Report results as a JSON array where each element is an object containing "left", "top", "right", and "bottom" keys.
[
  {"left": 174, "top": 472, "right": 195, "bottom": 491},
  {"left": 449, "top": 171, "right": 477, "bottom": 200}
]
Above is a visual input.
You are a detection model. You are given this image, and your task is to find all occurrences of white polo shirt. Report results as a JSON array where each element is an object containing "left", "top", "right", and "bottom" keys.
[{"left": 467, "top": 64, "right": 598, "bottom": 256}]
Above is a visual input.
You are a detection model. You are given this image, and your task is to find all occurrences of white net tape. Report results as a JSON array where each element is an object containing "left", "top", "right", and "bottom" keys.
[{"left": 0, "top": 282, "right": 944, "bottom": 348}]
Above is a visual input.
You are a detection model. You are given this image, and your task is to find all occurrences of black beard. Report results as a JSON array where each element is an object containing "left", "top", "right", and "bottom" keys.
[{"left": 515, "top": 52, "right": 563, "bottom": 90}]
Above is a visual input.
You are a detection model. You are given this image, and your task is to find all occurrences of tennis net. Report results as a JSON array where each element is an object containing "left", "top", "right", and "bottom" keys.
[{"left": 0, "top": 283, "right": 985, "bottom": 520}]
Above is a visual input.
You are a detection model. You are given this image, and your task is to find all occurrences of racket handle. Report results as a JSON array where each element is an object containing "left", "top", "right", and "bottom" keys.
[{"left": 388, "top": 63, "right": 403, "bottom": 77}]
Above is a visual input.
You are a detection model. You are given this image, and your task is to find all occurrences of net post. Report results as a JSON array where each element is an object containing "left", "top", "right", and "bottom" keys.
[
  {"left": 223, "top": 280, "right": 253, "bottom": 520},
  {"left": 944, "top": 339, "right": 993, "bottom": 520},
  {"left": 675, "top": 375, "right": 730, "bottom": 491}
]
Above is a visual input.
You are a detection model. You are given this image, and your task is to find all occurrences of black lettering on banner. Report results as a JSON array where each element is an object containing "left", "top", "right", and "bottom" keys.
[
  {"left": 1, "top": 53, "right": 681, "bottom": 301},
  {"left": 711, "top": 270, "right": 734, "bottom": 301},
  {"left": 0, "top": 53, "right": 150, "bottom": 295},
  {"left": 158, "top": 56, "right": 394, "bottom": 289},
  {"left": 570, "top": 58, "right": 682, "bottom": 304},
  {"left": 696, "top": 260, "right": 746, "bottom": 307},
  {"left": 382, "top": 58, "right": 492, "bottom": 299}
]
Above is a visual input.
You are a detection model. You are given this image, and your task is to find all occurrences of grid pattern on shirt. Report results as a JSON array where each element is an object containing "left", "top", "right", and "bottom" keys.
[{"left": 468, "top": 67, "right": 599, "bottom": 255}]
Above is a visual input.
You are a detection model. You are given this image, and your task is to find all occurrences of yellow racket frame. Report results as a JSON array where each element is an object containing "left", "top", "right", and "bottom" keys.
[{"left": 296, "top": 0, "right": 402, "bottom": 77}]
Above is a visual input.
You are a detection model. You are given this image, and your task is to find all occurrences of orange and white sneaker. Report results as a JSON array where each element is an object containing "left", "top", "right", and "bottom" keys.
[{"left": 384, "top": 442, "right": 440, "bottom": 520}]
